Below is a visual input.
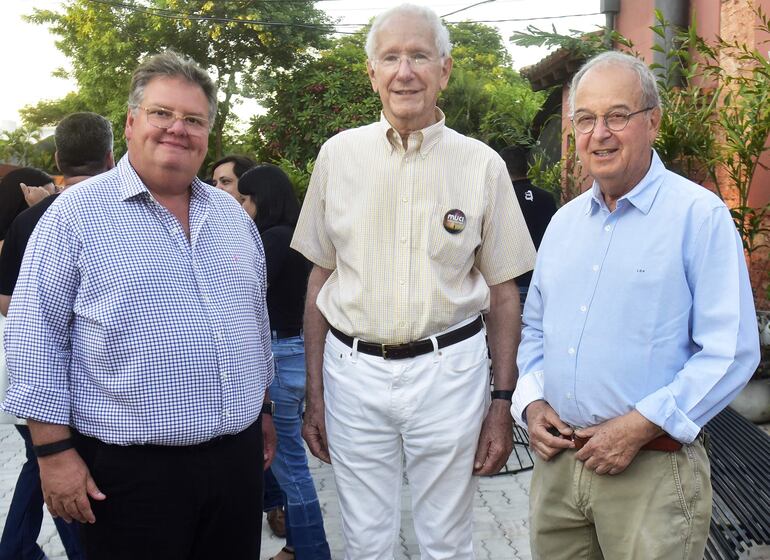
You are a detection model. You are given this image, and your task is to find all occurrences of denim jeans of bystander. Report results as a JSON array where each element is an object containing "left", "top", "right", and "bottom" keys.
[{"left": 269, "top": 336, "right": 331, "bottom": 560}]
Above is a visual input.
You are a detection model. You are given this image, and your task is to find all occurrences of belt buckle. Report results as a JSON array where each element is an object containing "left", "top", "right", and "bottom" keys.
[{"left": 381, "top": 343, "right": 389, "bottom": 359}]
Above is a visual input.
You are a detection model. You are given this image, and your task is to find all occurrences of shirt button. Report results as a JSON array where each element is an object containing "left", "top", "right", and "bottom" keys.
[
  {"left": 399, "top": 279, "right": 406, "bottom": 285},
  {"left": 223, "top": 410, "right": 229, "bottom": 418},
  {"left": 568, "top": 347, "right": 575, "bottom": 355},
  {"left": 566, "top": 392, "right": 573, "bottom": 399},
  {"left": 604, "top": 225, "right": 612, "bottom": 232},
  {"left": 400, "top": 237, "right": 407, "bottom": 243},
  {"left": 398, "top": 321, "right": 406, "bottom": 328},
  {"left": 221, "top": 372, "right": 228, "bottom": 381},
  {"left": 580, "top": 305, "right": 587, "bottom": 312},
  {"left": 592, "top": 264, "right": 599, "bottom": 272},
  {"left": 402, "top": 197, "right": 408, "bottom": 203}
]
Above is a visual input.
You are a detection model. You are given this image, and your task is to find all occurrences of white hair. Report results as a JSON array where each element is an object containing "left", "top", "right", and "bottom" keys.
[{"left": 365, "top": 3, "right": 452, "bottom": 61}]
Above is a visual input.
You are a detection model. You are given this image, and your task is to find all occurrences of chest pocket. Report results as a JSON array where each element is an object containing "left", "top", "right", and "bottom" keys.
[{"left": 427, "top": 202, "right": 482, "bottom": 266}]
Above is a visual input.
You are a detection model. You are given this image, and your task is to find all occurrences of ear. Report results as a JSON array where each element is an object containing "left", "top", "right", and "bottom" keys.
[
  {"left": 106, "top": 151, "right": 115, "bottom": 169},
  {"left": 439, "top": 56, "right": 453, "bottom": 91},
  {"left": 125, "top": 109, "right": 135, "bottom": 142},
  {"left": 648, "top": 106, "right": 662, "bottom": 141},
  {"left": 367, "top": 60, "right": 378, "bottom": 92}
]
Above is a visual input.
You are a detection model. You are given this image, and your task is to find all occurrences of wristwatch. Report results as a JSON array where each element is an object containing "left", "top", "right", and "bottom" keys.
[
  {"left": 33, "top": 438, "right": 75, "bottom": 458},
  {"left": 491, "top": 390, "right": 514, "bottom": 401},
  {"left": 261, "top": 400, "right": 275, "bottom": 416}
]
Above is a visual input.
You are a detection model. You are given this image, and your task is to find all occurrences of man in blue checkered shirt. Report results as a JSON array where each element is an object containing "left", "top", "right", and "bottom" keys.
[{"left": 3, "top": 51, "right": 276, "bottom": 559}]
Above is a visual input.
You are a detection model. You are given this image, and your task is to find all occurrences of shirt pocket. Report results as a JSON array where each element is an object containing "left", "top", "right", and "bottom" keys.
[{"left": 427, "top": 202, "right": 481, "bottom": 267}]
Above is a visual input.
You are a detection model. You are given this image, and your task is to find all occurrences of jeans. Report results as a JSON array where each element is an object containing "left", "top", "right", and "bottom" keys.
[
  {"left": 270, "top": 336, "right": 331, "bottom": 560},
  {"left": 263, "top": 467, "right": 284, "bottom": 512},
  {"left": 0, "top": 426, "right": 83, "bottom": 560}
]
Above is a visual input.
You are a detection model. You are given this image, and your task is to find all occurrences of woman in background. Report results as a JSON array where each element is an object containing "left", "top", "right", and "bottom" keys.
[{"left": 239, "top": 165, "right": 330, "bottom": 560}]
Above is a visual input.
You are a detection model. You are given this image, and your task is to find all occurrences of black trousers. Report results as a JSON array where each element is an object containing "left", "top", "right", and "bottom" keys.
[{"left": 74, "top": 418, "right": 263, "bottom": 560}]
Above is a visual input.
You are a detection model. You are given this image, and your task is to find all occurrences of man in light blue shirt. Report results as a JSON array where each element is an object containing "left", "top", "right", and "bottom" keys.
[{"left": 512, "top": 51, "right": 759, "bottom": 559}]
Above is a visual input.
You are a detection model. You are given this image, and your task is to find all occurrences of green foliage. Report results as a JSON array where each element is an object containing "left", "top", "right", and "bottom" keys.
[
  {"left": 250, "top": 21, "right": 545, "bottom": 169},
  {"left": 22, "top": 0, "right": 332, "bottom": 165},
  {"left": 528, "top": 152, "right": 562, "bottom": 204},
  {"left": 0, "top": 126, "right": 56, "bottom": 173},
  {"left": 247, "top": 31, "right": 380, "bottom": 167}
]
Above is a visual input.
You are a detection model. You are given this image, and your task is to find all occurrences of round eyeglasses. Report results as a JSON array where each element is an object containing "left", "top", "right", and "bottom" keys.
[{"left": 571, "top": 106, "right": 655, "bottom": 134}]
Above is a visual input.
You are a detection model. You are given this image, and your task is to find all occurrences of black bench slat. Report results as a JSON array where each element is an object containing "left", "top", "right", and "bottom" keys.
[{"left": 703, "top": 406, "right": 770, "bottom": 560}]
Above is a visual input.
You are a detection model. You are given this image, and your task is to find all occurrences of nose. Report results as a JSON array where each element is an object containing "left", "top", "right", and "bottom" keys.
[
  {"left": 591, "top": 116, "right": 612, "bottom": 139},
  {"left": 395, "top": 56, "right": 416, "bottom": 79},
  {"left": 166, "top": 116, "right": 188, "bottom": 134}
]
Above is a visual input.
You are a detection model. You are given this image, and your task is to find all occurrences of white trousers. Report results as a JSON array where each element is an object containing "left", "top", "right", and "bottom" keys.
[{"left": 323, "top": 322, "right": 490, "bottom": 560}]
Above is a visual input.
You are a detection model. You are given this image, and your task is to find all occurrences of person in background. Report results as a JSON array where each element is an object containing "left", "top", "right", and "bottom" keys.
[
  {"left": 210, "top": 154, "right": 255, "bottom": 203},
  {"left": 513, "top": 50, "right": 759, "bottom": 560},
  {"left": 498, "top": 145, "right": 557, "bottom": 307},
  {"left": 239, "top": 164, "right": 331, "bottom": 560},
  {"left": 0, "top": 168, "right": 55, "bottom": 255}
]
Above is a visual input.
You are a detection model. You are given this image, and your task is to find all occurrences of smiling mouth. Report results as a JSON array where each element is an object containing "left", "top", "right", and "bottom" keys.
[
  {"left": 593, "top": 148, "right": 617, "bottom": 157},
  {"left": 394, "top": 90, "right": 420, "bottom": 96}
]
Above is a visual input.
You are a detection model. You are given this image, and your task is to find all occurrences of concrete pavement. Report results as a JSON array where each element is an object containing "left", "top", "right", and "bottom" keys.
[{"left": 0, "top": 424, "right": 535, "bottom": 560}]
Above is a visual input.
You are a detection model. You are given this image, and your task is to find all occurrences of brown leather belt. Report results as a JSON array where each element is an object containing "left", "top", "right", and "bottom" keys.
[
  {"left": 329, "top": 316, "right": 483, "bottom": 360},
  {"left": 569, "top": 433, "right": 682, "bottom": 453}
]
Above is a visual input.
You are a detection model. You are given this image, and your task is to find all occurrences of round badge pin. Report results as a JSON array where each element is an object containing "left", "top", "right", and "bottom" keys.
[{"left": 443, "top": 209, "right": 466, "bottom": 234}]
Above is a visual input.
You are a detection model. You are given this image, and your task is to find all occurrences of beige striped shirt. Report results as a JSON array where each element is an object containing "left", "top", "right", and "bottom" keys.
[{"left": 291, "top": 111, "right": 536, "bottom": 344}]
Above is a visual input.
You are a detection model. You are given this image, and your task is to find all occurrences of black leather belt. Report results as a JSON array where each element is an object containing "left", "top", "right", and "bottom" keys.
[
  {"left": 329, "top": 316, "right": 483, "bottom": 360},
  {"left": 271, "top": 328, "right": 302, "bottom": 340}
]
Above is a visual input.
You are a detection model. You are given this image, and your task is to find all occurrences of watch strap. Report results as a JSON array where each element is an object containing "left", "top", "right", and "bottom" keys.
[
  {"left": 33, "top": 438, "right": 75, "bottom": 458},
  {"left": 261, "top": 401, "right": 275, "bottom": 415},
  {"left": 491, "top": 390, "right": 514, "bottom": 401}
]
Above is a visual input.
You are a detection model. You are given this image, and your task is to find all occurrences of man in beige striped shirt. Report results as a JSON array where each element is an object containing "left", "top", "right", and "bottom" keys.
[{"left": 291, "top": 4, "right": 536, "bottom": 558}]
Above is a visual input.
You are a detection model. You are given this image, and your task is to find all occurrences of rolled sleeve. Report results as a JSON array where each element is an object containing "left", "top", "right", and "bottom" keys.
[
  {"left": 637, "top": 206, "right": 759, "bottom": 442},
  {"left": 3, "top": 205, "right": 79, "bottom": 423}
]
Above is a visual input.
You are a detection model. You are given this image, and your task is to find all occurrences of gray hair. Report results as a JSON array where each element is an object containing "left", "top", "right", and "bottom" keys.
[
  {"left": 568, "top": 51, "right": 661, "bottom": 115},
  {"left": 55, "top": 112, "right": 113, "bottom": 177},
  {"left": 365, "top": 3, "right": 452, "bottom": 62},
  {"left": 128, "top": 50, "right": 218, "bottom": 128}
]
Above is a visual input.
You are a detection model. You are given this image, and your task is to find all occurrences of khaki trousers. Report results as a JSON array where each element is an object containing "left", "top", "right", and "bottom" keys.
[{"left": 530, "top": 438, "right": 712, "bottom": 560}]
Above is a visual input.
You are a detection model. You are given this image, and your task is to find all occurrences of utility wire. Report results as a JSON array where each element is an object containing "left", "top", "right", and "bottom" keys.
[
  {"left": 440, "top": 0, "right": 496, "bottom": 19},
  {"left": 84, "top": 0, "right": 601, "bottom": 34}
]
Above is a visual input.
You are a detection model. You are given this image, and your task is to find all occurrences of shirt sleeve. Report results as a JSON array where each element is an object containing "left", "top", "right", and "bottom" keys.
[
  {"left": 248, "top": 219, "right": 275, "bottom": 389},
  {"left": 512, "top": 258, "right": 547, "bottom": 427},
  {"left": 474, "top": 157, "right": 536, "bottom": 285},
  {"left": 290, "top": 144, "right": 336, "bottom": 270},
  {"left": 635, "top": 206, "right": 760, "bottom": 442},
  {"left": 3, "top": 205, "right": 80, "bottom": 424}
]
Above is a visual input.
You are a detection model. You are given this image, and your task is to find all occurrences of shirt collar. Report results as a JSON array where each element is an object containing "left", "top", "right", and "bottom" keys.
[
  {"left": 378, "top": 108, "right": 446, "bottom": 157},
  {"left": 587, "top": 149, "right": 666, "bottom": 215},
  {"left": 116, "top": 155, "right": 210, "bottom": 204}
]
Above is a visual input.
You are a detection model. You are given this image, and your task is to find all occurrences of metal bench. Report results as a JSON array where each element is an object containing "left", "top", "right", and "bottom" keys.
[{"left": 704, "top": 406, "right": 770, "bottom": 559}]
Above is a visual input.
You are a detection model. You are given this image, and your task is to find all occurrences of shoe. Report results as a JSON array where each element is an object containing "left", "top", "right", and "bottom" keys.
[
  {"left": 266, "top": 506, "right": 286, "bottom": 538},
  {"left": 269, "top": 546, "right": 295, "bottom": 560}
]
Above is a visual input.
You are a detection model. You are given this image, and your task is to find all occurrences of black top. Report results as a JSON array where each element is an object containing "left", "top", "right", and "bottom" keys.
[
  {"left": 0, "top": 194, "right": 59, "bottom": 296},
  {"left": 262, "top": 224, "right": 310, "bottom": 330},
  {"left": 512, "top": 179, "right": 557, "bottom": 288}
]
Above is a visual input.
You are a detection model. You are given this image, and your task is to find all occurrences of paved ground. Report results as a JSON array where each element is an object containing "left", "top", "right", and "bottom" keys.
[{"left": 0, "top": 424, "right": 536, "bottom": 560}]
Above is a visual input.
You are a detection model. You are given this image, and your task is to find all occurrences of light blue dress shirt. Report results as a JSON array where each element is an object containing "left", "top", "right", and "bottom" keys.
[
  {"left": 513, "top": 151, "right": 759, "bottom": 443},
  {"left": 3, "top": 156, "right": 274, "bottom": 446}
]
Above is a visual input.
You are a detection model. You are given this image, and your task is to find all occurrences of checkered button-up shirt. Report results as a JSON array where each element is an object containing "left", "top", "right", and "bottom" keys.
[{"left": 3, "top": 156, "right": 273, "bottom": 445}]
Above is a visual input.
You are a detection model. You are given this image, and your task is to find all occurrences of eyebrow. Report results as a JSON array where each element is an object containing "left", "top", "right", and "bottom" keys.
[{"left": 574, "top": 104, "right": 633, "bottom": 114}]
